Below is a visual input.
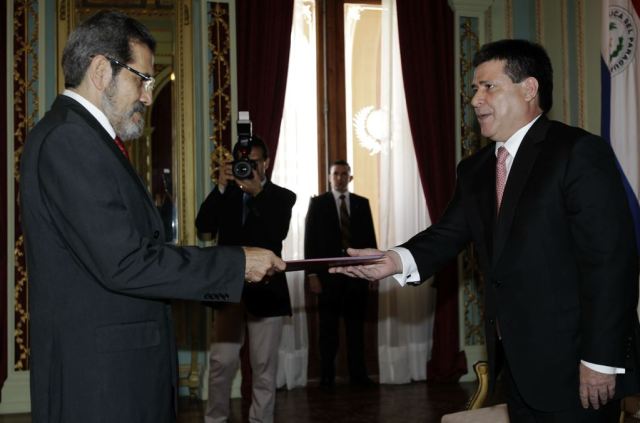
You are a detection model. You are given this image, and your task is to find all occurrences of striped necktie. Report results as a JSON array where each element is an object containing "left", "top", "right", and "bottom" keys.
[{"left": 496, "top": 146, "right": 509, "bottom": 212}]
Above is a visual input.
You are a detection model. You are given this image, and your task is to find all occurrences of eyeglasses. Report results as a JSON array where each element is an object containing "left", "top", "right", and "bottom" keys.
[{"left": 105, "top": 55, "right": 155, "bottom": 93}]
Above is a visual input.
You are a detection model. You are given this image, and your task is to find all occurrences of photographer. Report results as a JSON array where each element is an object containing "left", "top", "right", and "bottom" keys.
[{"left": 196, "top": 135, "right": 296, "bottom": 423}]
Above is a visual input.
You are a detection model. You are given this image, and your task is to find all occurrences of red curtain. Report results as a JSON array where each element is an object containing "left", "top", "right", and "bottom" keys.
[
  {"left": 396, "top": 1, "right": 467, "bottom": 382},
  {"left": 235, "top": 0, "right": 294, "bottom": 397},
  {"left": 236, "top": 0, "right": 294, "bottom": 178}
]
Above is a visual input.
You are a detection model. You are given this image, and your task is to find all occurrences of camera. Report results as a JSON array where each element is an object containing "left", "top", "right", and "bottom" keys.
[{"left": 232, "top": 111, "right": 257, "bottom": 180}]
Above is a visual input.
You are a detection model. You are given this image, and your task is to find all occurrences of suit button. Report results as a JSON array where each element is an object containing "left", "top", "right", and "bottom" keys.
[
  {"left": 153, "top": 230, "right": 160, "bottom": 239},
  {"left": 489, "top": 319, "right": 495, "bottom": 325}
]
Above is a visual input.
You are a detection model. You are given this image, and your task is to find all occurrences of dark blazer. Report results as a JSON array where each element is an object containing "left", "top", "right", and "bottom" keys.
[
  {"left": 20, "top": 95, "right": 246, "bottom": 423},
  {"left": 196, "top": 180, "right": 296, "bottom": 317},
  {"left": 402, "top": 116, "right": 640, "bottom": 411},
  {"left": 304, "top": 191, "right": 377, "bottom": 266}
]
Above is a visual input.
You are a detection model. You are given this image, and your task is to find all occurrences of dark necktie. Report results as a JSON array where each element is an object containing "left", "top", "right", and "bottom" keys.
[
  {"left": 114, "top": 136, "right": 129, "bottom": 160},
  {"left": 339, "top": 194, "right": 351, "bottom": 250},
  {"left": 242, "top": 192, "right": 251, "bottom": 226}
]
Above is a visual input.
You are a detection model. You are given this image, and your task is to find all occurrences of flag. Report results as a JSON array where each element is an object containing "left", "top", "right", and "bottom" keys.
[{"left": 601, "top": 0, "right": 640, "bottom": 249}]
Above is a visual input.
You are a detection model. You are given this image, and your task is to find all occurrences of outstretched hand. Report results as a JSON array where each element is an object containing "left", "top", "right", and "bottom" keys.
[
  {"left": 242, "top": 247, "right": 286, "bottom": 283},
  {"left": 328, "top": 248, "right": 402, "bottom": 281},
  {"left": 579, "top": 362, "right": 615, "bottom": 410}
]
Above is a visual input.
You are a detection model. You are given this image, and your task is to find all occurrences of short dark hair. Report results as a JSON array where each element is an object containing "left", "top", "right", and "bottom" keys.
[
  {"left": 233, "top": 135, "right": 269, "bottom": 159},
  {"left": 62, "top": 10, "right": 156, "bottom": 88},
  {"left": 472, "top": 39, "right": 553, "bottom": 113},
  {"left": 330, "top": 160, "right": 351, "bottom": 173}
]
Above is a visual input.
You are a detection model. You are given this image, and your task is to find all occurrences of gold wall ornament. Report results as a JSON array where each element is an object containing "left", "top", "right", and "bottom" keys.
[
  {"left": 208, "top": 2, "right": 233, "bottom": 166},
  {"left": 210, "top": 144, "right": 233, "bottom": 184},
  {"left": 13, "top": 0, "right": 40, "bottom": 371},
  {"left": 459, "top": 16, "right": 487, "bottom": 347}
]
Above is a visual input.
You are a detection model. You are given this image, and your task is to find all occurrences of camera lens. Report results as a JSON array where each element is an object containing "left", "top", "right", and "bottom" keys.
[{"left": 233, "top": 160, "right": 253, "bottom": 179}]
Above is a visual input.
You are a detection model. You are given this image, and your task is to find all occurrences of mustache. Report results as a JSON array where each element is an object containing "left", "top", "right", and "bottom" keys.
[{"left": 128, "top": 101, "right": 146, "bottom": 118}]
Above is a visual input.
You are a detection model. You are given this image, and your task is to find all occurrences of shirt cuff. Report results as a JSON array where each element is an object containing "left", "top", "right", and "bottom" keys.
[
  {"left": 581, "top": 360, "right": 625, "bottom": 375},
  {"left": 389, "top": 247, "right": 421, "bottom": 286}
]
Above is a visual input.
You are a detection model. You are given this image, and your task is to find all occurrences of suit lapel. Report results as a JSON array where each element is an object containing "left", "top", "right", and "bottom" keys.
[
  {"left": 349, "top": 194, "right": 361, "bottom": 220},
  {"left": 492, "top": 116, "right": 549, "bottom": 265},
  {"left": 60, "top": 96, "right": 155, "bottom": 207},
  {"left": 323, "top": 192, "right": 340, "bottom": 229},
  {"left": 475, "top": 152, "right": 497, "bottom": 260}
]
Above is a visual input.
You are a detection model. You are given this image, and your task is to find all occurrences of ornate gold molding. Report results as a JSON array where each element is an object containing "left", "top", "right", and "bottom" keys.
[
  {"left": 13, "top": 0, "right": 40, "bottom": 371},
  {"left": 176, "top": 0, "right": 196, "bottom": 245},
  {"left": 208, "top": 2, "right": 233, "bottom": 183}
]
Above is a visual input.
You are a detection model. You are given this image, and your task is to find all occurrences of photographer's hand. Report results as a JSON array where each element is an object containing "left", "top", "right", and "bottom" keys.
[
  {"left": 218, "top": 163, "right": 234, "bottom": 191},
  {"left": 236, "top": 169, "right": 263, "bottom": 197}
]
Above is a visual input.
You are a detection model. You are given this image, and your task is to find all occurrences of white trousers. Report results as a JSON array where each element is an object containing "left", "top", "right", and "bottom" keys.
[{"left": 204, "top": 303, "right": 283, "bottom": 423}]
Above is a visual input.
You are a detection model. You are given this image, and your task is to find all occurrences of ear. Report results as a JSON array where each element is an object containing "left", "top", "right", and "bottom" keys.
[
  {"left": 87, "top": 55, "right": 113, "bottom": 93},
  {"left": 348, "top": 175, "right": 354, "bottom": 183},
  {"left": 521, "top": 76, "right": 539, "bottom": 103},
  {"left": 263, "top": 157, "right": 270, "bottom": 171}
]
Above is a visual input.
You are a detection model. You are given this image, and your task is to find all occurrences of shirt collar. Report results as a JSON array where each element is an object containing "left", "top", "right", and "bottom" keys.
[
  {"left": 494, "top": 113, "right": 542, "bottom": 159},
  {"left": 332, "top": 190, "right": 349, "bottom": 201},
  {"left": 63, "top": 89, "right": 116, "bottom": 139}
]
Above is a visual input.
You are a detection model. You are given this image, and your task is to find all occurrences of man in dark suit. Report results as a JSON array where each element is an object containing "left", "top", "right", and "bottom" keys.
[
  {"left": 331, "top": 39, "right": 640, "bottom": 421},
  {"left": 196, "top": 136, "right": 296, "bottom": 423},
  {"left": 304, "top": 160, "right": 377, "bottom": 388},
  {"left": 19, "top": 11, "right": 283, "bottom": 423}
]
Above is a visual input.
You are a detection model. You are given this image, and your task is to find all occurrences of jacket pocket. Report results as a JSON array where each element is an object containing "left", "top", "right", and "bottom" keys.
[{"left": 95, "top": 320, "right": 160, "bottom": 353}]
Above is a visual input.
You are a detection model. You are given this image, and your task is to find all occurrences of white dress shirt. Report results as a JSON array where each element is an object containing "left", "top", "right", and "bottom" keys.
[{"left": 63, "top": 89, "right": 116, "bottom": 139}]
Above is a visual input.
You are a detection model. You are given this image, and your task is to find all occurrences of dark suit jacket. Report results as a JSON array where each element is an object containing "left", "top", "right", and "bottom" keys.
[
  {"left": 195, "top": 180, "right": 296, "bottom": 317},
  {"left": 304, "top": 191, "right": 377, "bottom": 276},
  {"left": 402, "top": 116, "right": 640, "bottom": 411},
  {"left": 20, "top": 95, "right": 246, "bottom": 423}
]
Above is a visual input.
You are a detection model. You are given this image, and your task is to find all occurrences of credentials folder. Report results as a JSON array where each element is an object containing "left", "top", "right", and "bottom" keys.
[{"left": 284, "top": 254, "right": 385, "bottom": 272}]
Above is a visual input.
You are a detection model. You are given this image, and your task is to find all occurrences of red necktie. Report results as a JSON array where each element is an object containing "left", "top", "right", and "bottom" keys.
[
  {"left": 495, "top": 146, "right": 509, "bottom": 212},
  {"left": 114, "top": 136, "right": 129, "bottom": 160}
]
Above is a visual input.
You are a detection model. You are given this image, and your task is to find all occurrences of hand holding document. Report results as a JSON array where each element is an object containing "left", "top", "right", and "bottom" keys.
[
  {"left": 325, "top": 248, "right": 403, "bottom": 281},
  {"left": 285, "top": 252, "right": 385, "bottom": 272},
  {"left": 243, "top": 246, "right": 286, "bottom": 282},
  {"left": 284, "top": 248, "right": 401, "bottom": 281}
]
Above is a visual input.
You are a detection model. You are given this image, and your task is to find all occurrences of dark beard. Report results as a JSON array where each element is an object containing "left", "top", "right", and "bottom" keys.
[{"left": 101, "top": 80, "right": 147, "bottom": 141}]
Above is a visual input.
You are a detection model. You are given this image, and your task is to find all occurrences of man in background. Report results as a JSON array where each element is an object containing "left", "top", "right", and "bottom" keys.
[
  {"left": 20, "top": 10, "right": 282, "bottom": 423},
  {"left": 332, "top": 40, "right": 640, "bottom": 421},
  {"left": 304, "top": 160, "right": 377, "bottom": 388},
  {"left": 196, "top": 136, "right": 296, "bottom": 423}
]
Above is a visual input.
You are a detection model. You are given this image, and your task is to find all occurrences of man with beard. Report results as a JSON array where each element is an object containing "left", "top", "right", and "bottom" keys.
[{"left": 20, "top": 10, "right": 284, "bottom": 423}]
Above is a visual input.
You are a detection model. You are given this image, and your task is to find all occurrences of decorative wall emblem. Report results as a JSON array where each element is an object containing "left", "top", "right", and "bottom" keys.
[
  {"left": 608, "top": 6, "right": 637, "bottom": 75},
  {"left": 353, "top": 106, "right": 389, "bottom": 155}
]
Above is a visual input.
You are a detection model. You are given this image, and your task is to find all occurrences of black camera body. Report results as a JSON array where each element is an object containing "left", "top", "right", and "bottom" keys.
[{"left": 232, "top": 111, "right": 256, "bottom": 180}]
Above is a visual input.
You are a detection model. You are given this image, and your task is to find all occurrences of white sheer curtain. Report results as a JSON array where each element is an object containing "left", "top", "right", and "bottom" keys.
[
  {"left": 376, "top": 0, "right": 436, "bottom": 384},
  {"left": 271, "top": 0, "right": 317, "bottom": 390}
]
